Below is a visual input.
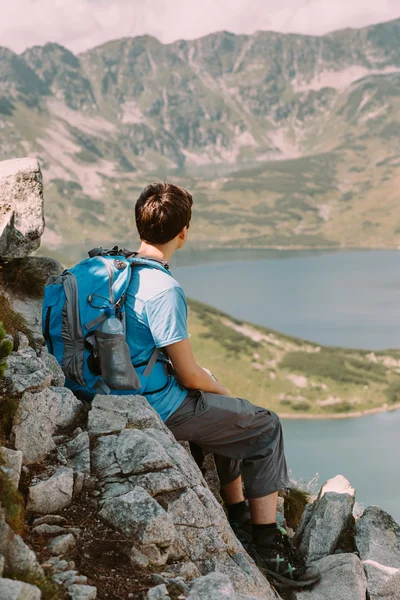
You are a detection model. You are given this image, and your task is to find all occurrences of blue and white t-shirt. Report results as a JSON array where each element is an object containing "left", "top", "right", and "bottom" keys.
[{"left": 125, "top": 263, "right": 189, "bottom": 421}]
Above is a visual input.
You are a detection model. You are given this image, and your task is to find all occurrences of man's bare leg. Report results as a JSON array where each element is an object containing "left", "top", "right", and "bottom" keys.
[
  {"left": 221, "top": 475, "right": 245, "bottom": 505},
  {"left": 249, "top": 492, "right": 278, "bottom": 524},
  {"left": 222, "top": 477, "right": 278, "bottom": 524}
]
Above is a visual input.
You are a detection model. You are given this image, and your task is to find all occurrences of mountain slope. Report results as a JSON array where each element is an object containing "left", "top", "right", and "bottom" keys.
[
  {"left": 0, "top": 19, "right": 400, "bottom": 251},
  {"left": 187, "top": 298, "right": 400, "bottom": 417}
]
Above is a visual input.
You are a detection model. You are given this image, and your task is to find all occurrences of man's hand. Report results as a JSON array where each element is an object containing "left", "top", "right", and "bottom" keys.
[{"left": 166, "top": 338, "right": 230, "bottom": 396}]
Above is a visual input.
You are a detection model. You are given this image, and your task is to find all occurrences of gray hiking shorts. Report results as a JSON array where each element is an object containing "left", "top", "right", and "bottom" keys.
[{"left": 165, "top": 390, "right": 289, "bottom": 498}]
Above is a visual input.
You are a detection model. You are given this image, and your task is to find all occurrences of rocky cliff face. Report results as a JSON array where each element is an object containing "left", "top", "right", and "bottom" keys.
[{"left": 1, "top": 157, "right": 400, "bottom": 600}]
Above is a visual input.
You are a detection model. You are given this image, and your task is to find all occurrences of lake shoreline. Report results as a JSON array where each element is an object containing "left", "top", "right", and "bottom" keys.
[{"left": 280, "top": 402, "right": 400, "bottom": 421}]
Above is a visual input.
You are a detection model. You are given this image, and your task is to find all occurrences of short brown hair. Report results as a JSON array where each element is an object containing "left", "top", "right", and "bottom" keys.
[{"left": 135, "top": 183, "right": 193, "bottom": 244}]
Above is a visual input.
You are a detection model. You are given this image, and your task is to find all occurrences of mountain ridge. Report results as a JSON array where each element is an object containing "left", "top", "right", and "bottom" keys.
[{"left": 0, "top": 17, "right": 400, "bottom": 252}]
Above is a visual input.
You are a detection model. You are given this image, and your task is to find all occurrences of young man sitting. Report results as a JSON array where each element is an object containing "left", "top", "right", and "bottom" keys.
[{"left": 125, "top": 182, "right": 320, "bottom": 589}]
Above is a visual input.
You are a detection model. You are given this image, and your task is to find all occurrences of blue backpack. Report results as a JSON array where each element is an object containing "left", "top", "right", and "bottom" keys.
[{"left": 42, "top": 247, "right": 170, "bottom": 401}]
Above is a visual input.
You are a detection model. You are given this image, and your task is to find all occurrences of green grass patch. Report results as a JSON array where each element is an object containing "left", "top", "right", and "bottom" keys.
[{"left": 280, "top": 349, "right": 388, "bottom": 385}]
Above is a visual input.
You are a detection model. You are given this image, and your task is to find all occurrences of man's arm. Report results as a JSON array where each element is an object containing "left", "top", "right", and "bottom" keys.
[{"left": 166, "top": 338, "right": 230, "bottom": 396}]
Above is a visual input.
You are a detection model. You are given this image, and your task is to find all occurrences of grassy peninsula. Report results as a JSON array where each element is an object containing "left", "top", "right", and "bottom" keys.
[{"left": 187, "top": 298, "right": 400, "bottom": 418}]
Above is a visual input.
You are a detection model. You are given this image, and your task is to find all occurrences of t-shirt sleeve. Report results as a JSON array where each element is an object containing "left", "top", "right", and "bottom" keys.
[{"left": 144, "top": 286, "right": 189, "bottom": 348}]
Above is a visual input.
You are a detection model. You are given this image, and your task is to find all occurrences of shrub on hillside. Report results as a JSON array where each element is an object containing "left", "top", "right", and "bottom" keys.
[{"left": 280, "top": 349, "right": 387, "bottom": 385}]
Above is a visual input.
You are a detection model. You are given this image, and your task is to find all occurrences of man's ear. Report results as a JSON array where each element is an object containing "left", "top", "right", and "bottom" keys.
[{"left": 178, "top": 226, "right": 188, "bottom": 241}]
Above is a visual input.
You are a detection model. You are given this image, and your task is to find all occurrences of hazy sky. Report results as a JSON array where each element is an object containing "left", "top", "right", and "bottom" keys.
[{"left": 2, "top": 0, "right": 400, "bottom": 54}]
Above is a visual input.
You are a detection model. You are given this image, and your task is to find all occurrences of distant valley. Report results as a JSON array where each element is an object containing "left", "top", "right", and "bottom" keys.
[{"left": 0, "top": 18, "right": 400, "bottom": 253}]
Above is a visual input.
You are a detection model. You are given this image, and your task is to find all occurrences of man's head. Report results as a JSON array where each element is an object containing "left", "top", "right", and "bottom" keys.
[{"left": 135, "top": 183, "right": 193, "bottom": 248}]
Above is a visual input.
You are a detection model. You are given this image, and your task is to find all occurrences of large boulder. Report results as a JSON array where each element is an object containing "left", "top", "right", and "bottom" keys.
[
  {"left": 296, "top": 554, "right": 367, "bottom": 600},
  {"left": 27, "top": 467, "right": 74, "bottom": 514},
  {"left": 0, "top": 158, "right": 44, "bottom": 258},
  {"left": 0, "top": 579, "right": 41, "bottom": 600},
  {"left": 296, "top": 487, "right": 355, "bottom": 563},
  {"left": 0, "top": 517, "right": 43, "bottom": 578},
  {"left": 12, "top": 387, "right": 83, "bottom": 464},
  {"left": 91, "top": 395, "right": 276, "bottom": 599},
  {"left": 355, "top": 506, "right": 400, "bottom": 599}
]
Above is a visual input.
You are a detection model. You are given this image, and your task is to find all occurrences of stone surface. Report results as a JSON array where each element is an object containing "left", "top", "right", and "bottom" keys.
[
  {"left": 187, "top": 572, "right": 237, "bottom": 599},
  {"left": 296, "top": 554, "right": 367, "bottom": 600},
  {"left": 32, "top": 515, "right": 68, "bottom": 527},
  {"left": 28, "top": 467, "right": 74, "bottom": 514},
  {"left": 49, "top": 533, "right": 77, "bottom": 556},
  {"left": 0, "top": 553, "right": 4, "bottom": 576},
  {"left": 197, "top": 553, "right": 277, "bottom": 599},
  {"left": 376, "top": 570, "right": 400, "bottom": 599},
  {"left": 12, "top": 387, "right": 83, "bottom": 464},
  {"left": 0, "top": 157, "right": 44, "bottom": 258},
  {"left": 0, "top": 519, "right": 43, "bottom": 577},
  {"left": 355, "top": 506, "right": 400, "bottom": 599},
  {"left": 66, "top": 432, "right": 90, "bottom": 474},
  {"left": 88, "top": 394, "right": 164, "bottom": 437},
  {"left": 146, "top": 584, "right": 170, "bottom": 600},
  {"left": 68, "top": 584, "right": 97, "bottom": 600},
  {"left": 115, "top": 428, "right": 173, "bottom": 475},
  {"left": 5, "top": 346, "right": 52, "bottom": 395},
  {"left": 297, "top": 492, "right": 355, "bottom": 563},
  {"left": 32, "top": 524, "right": 68, "bottom": 536},
  {"left": 0, "top": 446, "right": 22, "bottom": 489},
  {"left": 319, "top": 475, "right": 355, "bottom": 499},
  {"left": 42, "top": 351, "right": 65, "bottom": 387},
  {"left": 99, "top": 486, "right": 175, "bottom": 547},
  {"left": 0, "top": 578, "right": 41, "bottom": 600}
]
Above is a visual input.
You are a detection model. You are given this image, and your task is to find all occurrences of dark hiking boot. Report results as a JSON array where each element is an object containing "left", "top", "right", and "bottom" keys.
[
  {"left": 229, "top": 509, "right": 252, "bottom": 550},
  {"left": 249, "top": 526, "right": 320, "bottom": 589}
]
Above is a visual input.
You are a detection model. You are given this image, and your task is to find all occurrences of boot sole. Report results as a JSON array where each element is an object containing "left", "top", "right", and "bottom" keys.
[{"left": 260, "top": 566, "right": 321, "bottom": 589}]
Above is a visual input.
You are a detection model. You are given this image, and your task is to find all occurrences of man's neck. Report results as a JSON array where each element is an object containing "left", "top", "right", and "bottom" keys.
[{"left": 137, "top": 241, "right": 175, "bottom": 263}]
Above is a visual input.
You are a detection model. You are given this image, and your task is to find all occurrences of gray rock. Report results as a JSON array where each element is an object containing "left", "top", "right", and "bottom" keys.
[
  {"left": 91, "top": 434, "right": 119, "bottom": 477},
  {"left": 297, "top": 492, "right": 355, "bottom": 563},
  {"left": 68, "top": 584, "right": 97, "bottom": 600},
  {"left": 42, "top": 352, "right": 65, "bottom": 387},
  {"left": 164, "top": 488, "right": 214, "bottom": 528},
  {"left": 0, "top": 578, "right": 41, "bottom": 600},
  {"left": 51, "top": 386, "right": 83, "bottom": 430},
  {"left": 101, "top": 479, "right": 133, "bottom": 501},
  {"left": 198, "top": 553, "right": 277, "bottom": 599},
  {"left": 162, "top": 561, "right": 201, "bottom": 580},
  {"left": 0, "top": 157, "right": 44, "bottom": 258},
  {"left": 99, "top": 486, "right": 175, "bottom": 548},
  {"left": 28, "top": 467, "right": 74, "bottom": 514},
  {"left": 88, "top": 394, "right": 163, "bottom": 437},
  {"left": 32, "top": 524, "right": 68, "bottom": 536},
  {"left": 67, "top": 432, "right": 90, "bottom": 474},
  {"left": 376, "top": 570, "right": 400, "bottom": 598},
  {"left": 12, "top": 387, "right": 57, "bottom": 463},
  {"left": 146, "top": 584, "right": 170, "bottom": 600},
  {"left": 41, "top": 556, "right": 71, "bottom": 573},
  {"left": 0, "top": 553, "right": 4, "bottom": 576},
  {"left": 187, "top": 572, "right": 237, "bottom": 599},
  {"left": 49, "top": 533, "right": 77, "bottom": 556},
  {"left": 0, "top": 447, "right": 22, "bottom": 489},
  {"left": 129, "top": 468, "right": 187, "bottom": 497},
  {"left": 296, "top": 554, "right": 367, "bottom": 600},
  {"left": 115, "top": 429, "right": 173, "bottom": 475},
  {"left": 0, "top": 519, "right": 43, "bottom": 577},
  {"left": 355, "top": 506, "right": 400, "bottom": 599},
  {"left": 318, "top": 475, "right": 355, "bottom": 499},
  {"left": 53, "top": 570, "right": 87, "bottom": 586},
  {"left": 73, "top": 472, "right": 86, "bottom": 496},
  {"left": 12, "top": 387, "right": 82, "bottom": 464},
  {"left": 174, "top": 524, "right": 226, "bottom": 562},
  {"left": 32, "top": 515, "right": 68, "bottom": 527},
  {"left": 5, "top": 347, "right": 52, "bottom": 394}
]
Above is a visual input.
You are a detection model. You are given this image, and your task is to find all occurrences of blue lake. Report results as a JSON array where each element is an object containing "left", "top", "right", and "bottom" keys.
[{"left": 174, "top": 250, "right": 400, "bottom": 520}]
